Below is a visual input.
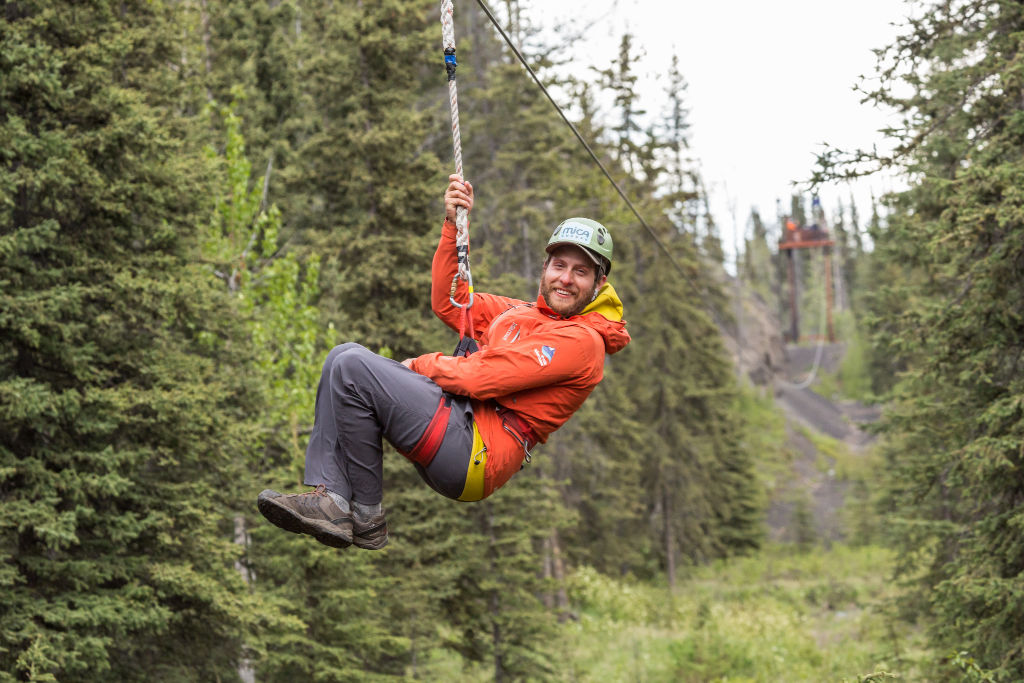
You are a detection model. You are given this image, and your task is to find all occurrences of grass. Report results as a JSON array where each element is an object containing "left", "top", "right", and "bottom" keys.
[
  {"left": 798, "top": 425, "right": 879, "bottom": 484},
  {"left": 734, "top": 386, "right": 795, "bottom": 501},
  {"left": 547, "top": 390, "right": 925, "bottom": 681},
  {"left": 554, "top": 544, "right": 929, "bottom": 682}
]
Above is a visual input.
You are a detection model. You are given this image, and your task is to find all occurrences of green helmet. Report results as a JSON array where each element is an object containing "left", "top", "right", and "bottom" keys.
[{"left": 545, "top": 217, "right": 613, "bottom": 275}]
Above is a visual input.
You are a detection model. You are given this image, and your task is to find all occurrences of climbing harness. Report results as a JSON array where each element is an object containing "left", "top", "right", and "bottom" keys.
[
  {"left": 403, "top": 393, "right": 455, "bottom": 467},
  {"left": 456, "top": 423, "right": 488, "bottom": 501},
  {"left": 440, "top": 0, "right": 476, "bottom": 348},
  {"left": 496, "top": 403, "right": 539, "bottom": 463},
  {"left": 400, "top": 394, "right": 536, "bottom": 494}
]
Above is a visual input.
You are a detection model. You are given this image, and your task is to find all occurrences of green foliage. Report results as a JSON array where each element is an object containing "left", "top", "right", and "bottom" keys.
[
  {"left": 0, "top": 1, "right": 269, "bottom": 678},
  {"left": 947, "top": 651, "right": 1000, "bottom": 683},
  {"left": 0, "top": 0, "right": 786, "bottom": 677},
  {"left": 824, "top": 1, "right": 1024, "bottom": 678},
  {"left": 818, "top": 311, "right": 875, "bottom": 402},
  {"left": 842, "top": 672, "right": 899, "bottom": 683},
  {"left": 559, "top": 545, "right": 926, "bottom": 681},
  {"left": 742, "top": 209, "right": 779, "bottom": 308},
  {"left": 200, "top": 98, "right": 324, "bottom": 428}
]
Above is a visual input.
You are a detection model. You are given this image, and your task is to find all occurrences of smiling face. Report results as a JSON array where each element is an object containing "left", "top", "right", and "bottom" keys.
[{"left": 539, "top": 245, "right": 608, "bottom": 318}]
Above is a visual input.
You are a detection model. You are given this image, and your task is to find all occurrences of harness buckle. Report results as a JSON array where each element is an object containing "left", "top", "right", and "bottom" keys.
[{"left": 496, "top": 404, "right": 538, "bottom": 465}]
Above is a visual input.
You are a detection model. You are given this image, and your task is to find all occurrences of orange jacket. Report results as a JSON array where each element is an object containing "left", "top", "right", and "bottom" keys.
[{"left": 409, "top": 219, "right": 630, "bottom": 497}]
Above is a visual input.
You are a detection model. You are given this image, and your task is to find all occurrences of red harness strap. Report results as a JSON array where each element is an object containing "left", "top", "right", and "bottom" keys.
[
  {"left": 405, "top": 307, "right": 478, "bottom": 468},
  {"left": 495, "top": 403, "right": 539, "bottom": 451},
  {"left": 403, "top": 394, "right": 453, "bottom": 468}
]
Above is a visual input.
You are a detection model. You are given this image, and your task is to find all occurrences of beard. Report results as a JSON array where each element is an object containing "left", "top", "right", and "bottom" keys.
[{"left": 539, "top": 279, "right": 593, "bottom": 318}]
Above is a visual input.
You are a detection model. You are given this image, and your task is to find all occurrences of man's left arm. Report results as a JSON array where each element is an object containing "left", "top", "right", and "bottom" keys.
[{"left": 408, "top": 325, "right": 604, "bottom": 399}]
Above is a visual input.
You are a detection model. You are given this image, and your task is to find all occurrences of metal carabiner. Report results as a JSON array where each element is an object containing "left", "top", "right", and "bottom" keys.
[
  {"left": 449, "top": 273, "right": 474, "bottom": 309},
  {"left": 502, "top": 421, "right": 534, "bottom": 465}
]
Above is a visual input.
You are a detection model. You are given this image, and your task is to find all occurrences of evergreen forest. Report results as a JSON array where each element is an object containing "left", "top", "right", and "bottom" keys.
[{"left": 2, "top": 0, "right": 1022, "bottom": 680}]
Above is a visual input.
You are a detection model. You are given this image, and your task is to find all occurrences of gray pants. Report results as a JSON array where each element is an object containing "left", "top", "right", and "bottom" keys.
[{"left": 304, "top": 343, "right": 474, "bottom": 504}]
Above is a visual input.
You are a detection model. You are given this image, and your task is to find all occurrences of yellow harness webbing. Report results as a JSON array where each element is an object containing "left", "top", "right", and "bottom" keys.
[{"left": 457, "top": 422, "right": 487, "bottom": 502}]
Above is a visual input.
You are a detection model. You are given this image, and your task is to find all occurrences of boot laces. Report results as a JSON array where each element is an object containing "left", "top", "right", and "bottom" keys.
[{"left": 292, "top": 484, "right": 330, "bottom": 517}]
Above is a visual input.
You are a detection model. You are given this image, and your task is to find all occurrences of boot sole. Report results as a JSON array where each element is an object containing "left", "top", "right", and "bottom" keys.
[
  {"left": 353, "top": 519, "right": 388, "bottom": 550},
  {"left": 353, "top": 535, "right": 388, "bottom": 550},
  {"left": 257, "top": 489, "right": 352, "bottom": 548},
  {"left": 315, "top": 529, "right": 353, "bottom": 549}
]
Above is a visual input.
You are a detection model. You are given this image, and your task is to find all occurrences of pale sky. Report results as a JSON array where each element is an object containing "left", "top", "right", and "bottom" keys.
[{"left": 522, "top": 0, "right": 912, "bottom": 261}]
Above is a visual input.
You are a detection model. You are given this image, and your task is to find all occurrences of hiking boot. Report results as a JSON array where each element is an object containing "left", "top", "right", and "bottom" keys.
[
  {"left": 352, "top": 509, "right": 388, "bottom": 550},
  {"left": 257, "top": 485, "right": 352, "bottom": 548}
]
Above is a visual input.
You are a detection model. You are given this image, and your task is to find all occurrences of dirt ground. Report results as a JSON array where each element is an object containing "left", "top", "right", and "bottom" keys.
[{"left": 767, "top": 342, "right": 878, "bottom": 543}]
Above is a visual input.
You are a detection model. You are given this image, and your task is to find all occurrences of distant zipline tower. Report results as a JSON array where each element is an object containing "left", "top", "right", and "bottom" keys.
[{"left": 779, "top": 197, "right": 836, "bottom": 343}]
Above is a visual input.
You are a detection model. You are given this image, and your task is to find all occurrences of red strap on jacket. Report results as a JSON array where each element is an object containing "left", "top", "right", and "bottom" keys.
[{"left": 402, "top": 395, "right": 453, "bottom": 468}]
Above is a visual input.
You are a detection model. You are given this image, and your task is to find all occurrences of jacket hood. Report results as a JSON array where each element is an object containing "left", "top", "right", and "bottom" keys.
[
  {"left": 581, "top": 282, "right": 631, "bottom": 354},
  {"left": 583, "top": 281, "right": 622, "bottom": 321}
]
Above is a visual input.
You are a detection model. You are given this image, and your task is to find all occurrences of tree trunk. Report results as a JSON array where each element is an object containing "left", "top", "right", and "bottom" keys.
[
  {"left": 234, "top": 515, "right": 256, "bottom": 683},
  {"left": 541, "top": 535, "right": 554, "bottom": 609},
  {"left": 664, "top": 487, "right": 676, "bottom": 592},
  {"left": 550, "top": 528, "right": 570, "bottom": 620},
  {"left": 483, "top": 505, "right": 505, "bottom": 683}
]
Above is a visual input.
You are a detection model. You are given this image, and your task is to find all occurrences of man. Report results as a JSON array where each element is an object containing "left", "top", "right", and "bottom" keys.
[{"left": 257, "top": 175, "right": 630, "bottom": 549}]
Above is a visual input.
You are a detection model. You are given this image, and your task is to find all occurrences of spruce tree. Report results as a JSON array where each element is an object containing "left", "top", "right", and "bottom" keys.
[
  {"left": 1, "top": 1, "right": 266, "bottom": 678},
  {"left": 825, "top": 1, "right": 1024, "bottom": 676},
  {"left": 661, "top": 55, "right": 701, "bottom": 243},
  {"left": 188, "top": 0, "right": 312, "bottom": 223},
  {"left": 279, "top": 0, "right": 442, "bottom": 357},
  {"left": 742, "top": 208, "right": 777, "bottom": 307},
  {"left": 626, "top": 224, "right": 763, "bottom": 578},
  {"left": 598, "top": 33, "right": 646, "bottom": 178}
]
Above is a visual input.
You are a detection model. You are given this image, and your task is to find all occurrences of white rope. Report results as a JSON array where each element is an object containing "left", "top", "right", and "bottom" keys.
[
  {"left": 440, "top": 0, "right": 473, "bottom": 305},
  {"left": 786, "top": 333, "right": 827, "bottom": 390}
]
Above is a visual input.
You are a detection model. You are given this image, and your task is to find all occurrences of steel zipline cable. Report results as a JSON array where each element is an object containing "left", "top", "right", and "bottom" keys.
[{"left": 459, "top": 0, "right": 709, "bottom": 304}]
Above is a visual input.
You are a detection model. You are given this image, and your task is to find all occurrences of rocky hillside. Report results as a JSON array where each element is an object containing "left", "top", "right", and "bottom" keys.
[{"left": 717, "top": 277, "right": 878, "bottom": 544}]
